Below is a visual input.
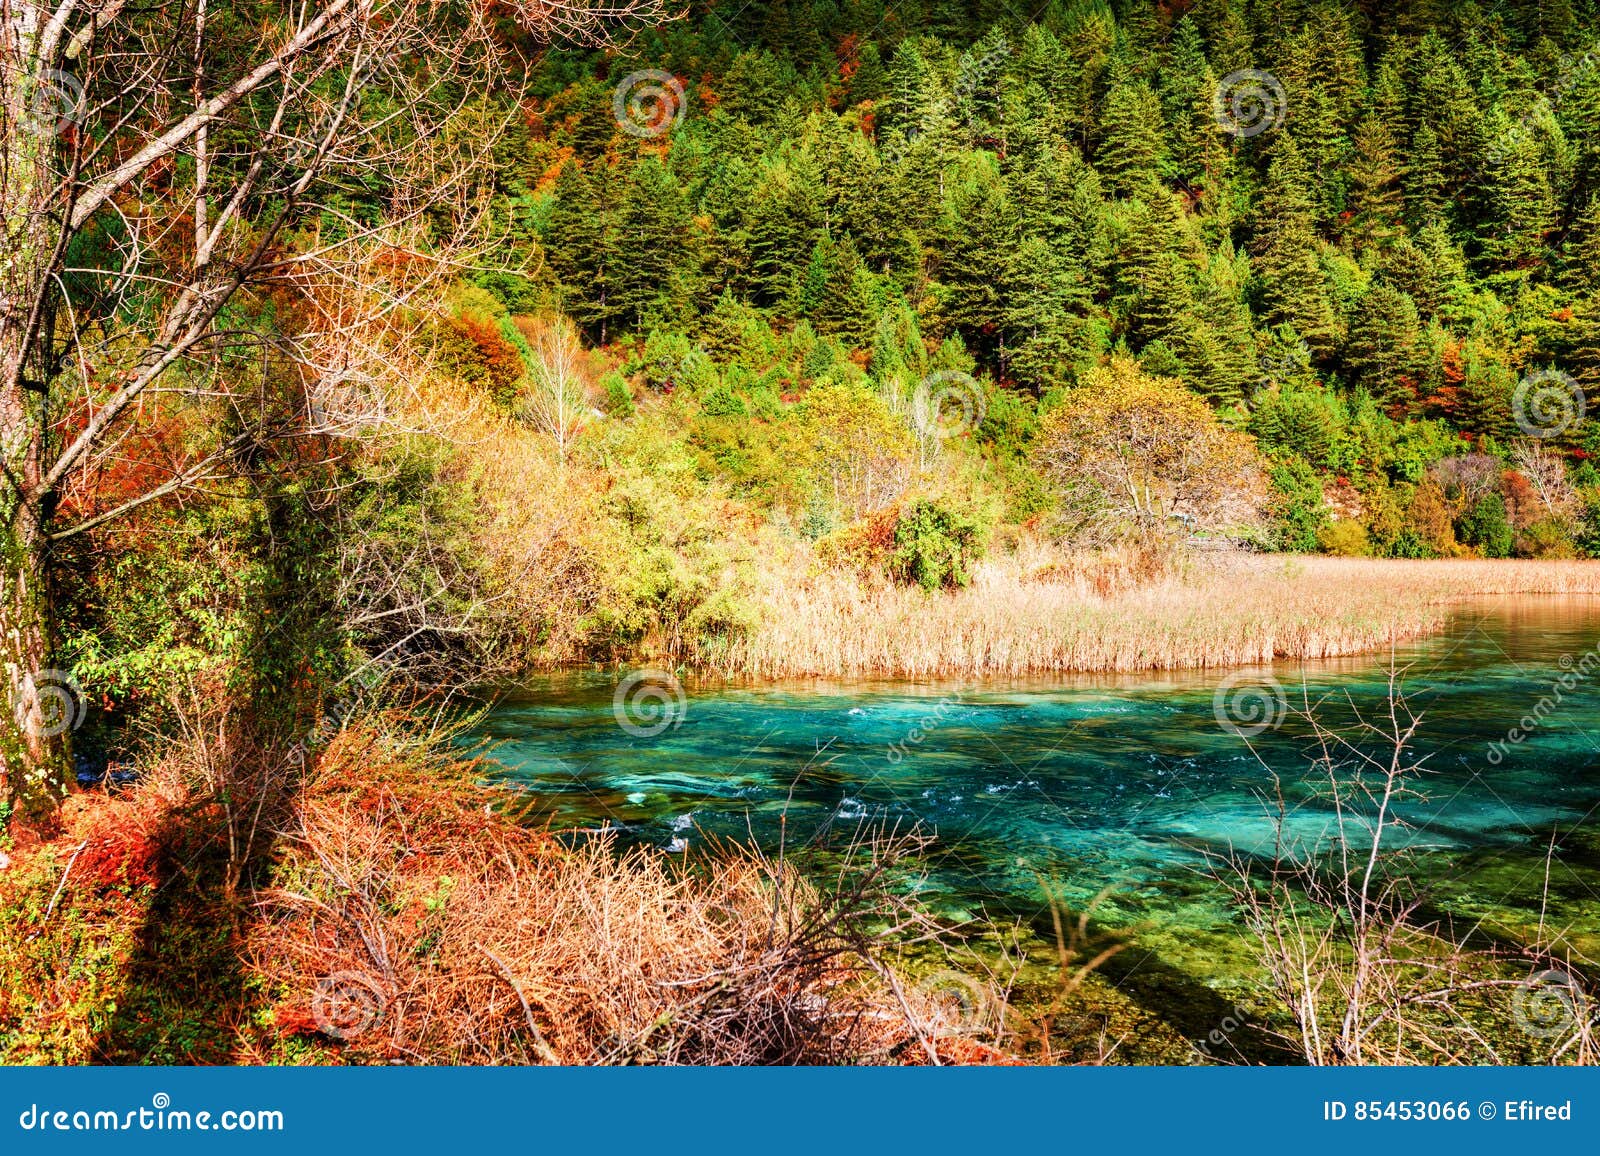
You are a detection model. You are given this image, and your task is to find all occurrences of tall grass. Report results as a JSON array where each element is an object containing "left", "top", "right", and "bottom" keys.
[{"left": 728, "top": 553, "right": 1600, "bottom": 678}]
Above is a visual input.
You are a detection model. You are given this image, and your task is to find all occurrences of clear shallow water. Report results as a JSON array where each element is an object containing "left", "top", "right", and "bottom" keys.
[{"left": 472, "top": 597, "right": 1600, "bottom": 1008}]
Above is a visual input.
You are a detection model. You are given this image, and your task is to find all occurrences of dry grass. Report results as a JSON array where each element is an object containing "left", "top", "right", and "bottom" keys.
[
  {"left": 1, "top": 714, "right": 1036, "bottom": 1066},
  {"left": 729, "top": 551, "right": 1600, "bottom": 677},
  {"left": 252, "top": 723, "right": 951, "bottom": 1065}
]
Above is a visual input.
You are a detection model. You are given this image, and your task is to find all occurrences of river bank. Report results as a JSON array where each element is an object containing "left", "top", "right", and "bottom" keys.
[{"left": 723, "top": 555, "right": 1600, "bottom": 677}]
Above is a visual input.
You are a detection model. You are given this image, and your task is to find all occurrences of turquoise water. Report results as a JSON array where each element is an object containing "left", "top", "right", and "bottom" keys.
[{"left": 473, "top": 598, "right": 1600, "bottom": 1028}]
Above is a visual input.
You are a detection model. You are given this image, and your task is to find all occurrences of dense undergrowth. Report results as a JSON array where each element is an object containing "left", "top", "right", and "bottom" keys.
[{"left": 0, "top": 719, "right": 937, "bottom": 1065}]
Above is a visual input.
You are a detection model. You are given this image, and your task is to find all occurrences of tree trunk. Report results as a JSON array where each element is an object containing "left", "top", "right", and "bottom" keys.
[
  {"left": 0, "top": 507, "right": 67, "bottom": 825},
  {"left": 0, "top": 12, "right": 73, "bottom": 826}
]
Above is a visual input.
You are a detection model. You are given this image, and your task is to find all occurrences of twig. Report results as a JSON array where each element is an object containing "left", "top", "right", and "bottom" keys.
[{"left": 477, "top": 943, "right": 561, "bottom": 1065}]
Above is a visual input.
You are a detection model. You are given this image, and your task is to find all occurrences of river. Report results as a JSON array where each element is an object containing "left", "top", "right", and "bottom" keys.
[{"left": 472, "top": 596, "right": 1600, "bottom": 1059}]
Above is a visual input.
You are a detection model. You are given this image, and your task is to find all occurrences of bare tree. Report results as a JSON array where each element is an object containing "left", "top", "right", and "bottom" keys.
[
  {"left": 1218, "top": 676, "right": 1594, "bottom": 1065},
  {"left": 1511, "top": 438, "right": 1580, "bottom": 520},
  {"left": 519, "top": 315, "right": 589, "bottom": 463},
  {"left": 0, "top": 0, "right": 670, "bottom": 823}
]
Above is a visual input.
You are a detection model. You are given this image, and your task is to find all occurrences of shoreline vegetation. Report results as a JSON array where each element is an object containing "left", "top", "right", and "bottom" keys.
[{"left": 724, "top": 555, "right": 1600, "bottom": 679}]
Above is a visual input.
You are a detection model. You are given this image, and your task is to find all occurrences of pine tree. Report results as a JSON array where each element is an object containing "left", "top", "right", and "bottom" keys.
[
  {"left": 1344, "top": 283, "right": 1427, "bottom": 406},
  {"left": 1002, "top": 233, "right": 1096, "bottom": 391},
  {"left": 1404, "top": 121, "right": 1448, "bottom": 227},
  {"left": 1095, "top": 80, "right": 1166, "bottom": 197},
  {"left": 1569, "top": 292, "right": 1600, "bottom": 394},
  {"left": 1115, "top": 196, "right": 1194, "bottom": 352},
  {"left": 1479, "top": 116, "right": 1559, "bottom": 272},
  {"left": 612, "top": 157, "right": 700, "bottom": 334},
  {"left": 545, "top": 160, "right": 625, "bottom": 343},
  {"left": 1346, "top": 114, "right": 1405, "bottom": 254},
  {"left": 847, "top": 41, "right": 888, "bottom": 105},
  {"left": 881, "top": 38, "right": 944, "bottom": 142},
  {"left": 812, "top": 236, "right": 878, "bottom": 347},
  {"left": 1560, "top": 192, "right": 1600, "bottom": 293},
  {"left": 1560, "top": 56, "right": 1600, "bottom": 202},
  {"left": 743, "top": 156, "right": 825, "bottom": 306},
  {"left": 1251, "top": 135, "right": 1341, "bottom": 356},
  {"left": 1185, "top": 245, "right": 1260, "bottom": 405},
  {"left": 938, "top": 162, "right": 1018, "bottom": 359},
  {"left": 1159, "top": 18, "right": 1220, "bottom": 193}
]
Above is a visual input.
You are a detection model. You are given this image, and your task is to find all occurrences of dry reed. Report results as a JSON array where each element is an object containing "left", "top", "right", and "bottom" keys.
[{"left": 728, "top": 553, "right": 1600, "bottom": 678}]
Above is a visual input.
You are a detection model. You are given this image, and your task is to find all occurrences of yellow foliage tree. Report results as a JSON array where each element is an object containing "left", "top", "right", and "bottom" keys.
[{"left": 1035, "top": 358, "right": 1266, "bottom": 542}]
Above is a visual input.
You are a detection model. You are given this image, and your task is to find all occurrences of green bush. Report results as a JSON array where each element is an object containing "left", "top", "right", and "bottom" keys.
[
  {"left": 1456, "top": 493, "right": 1513, "bottom": 558},
  {"left": 1268, "top": 457, "right": 1328, "bottom": 552},
  {"left": 602, "top": 370, "right": 635, "bottom": 416},
  {"left": 700, "top": 381, "right": 748, "bottom": 417},
  {"left": 1316, "top": 520, "right": 1370, "bottom": 556},
  {"left": 1516, "top": 517, "right": 1578, "bottom": 559},
  {"left": 888, "top": 500, "right": 983, "bottom": 591}
]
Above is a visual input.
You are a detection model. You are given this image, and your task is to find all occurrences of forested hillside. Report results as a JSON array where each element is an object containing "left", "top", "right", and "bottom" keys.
[{"left": 454, "top": 0, "right": 1600, "bottom": 564}]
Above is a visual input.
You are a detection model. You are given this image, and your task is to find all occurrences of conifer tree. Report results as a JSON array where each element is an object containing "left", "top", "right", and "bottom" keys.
[
  {"left": 1404, "top": 120, "right": 1449, "bottom": 227},
  {"left": 1002, "top": 233, "right": 1096, "bottom": 391},
  {"left": 1560, "top": 192, "right": 1600, "bottom": 294},
  {"left": 813, "top": 236, "right": 878, "bottom": 347},
  {"left": 882, "top": 38, "right": 944, "bottom": 142},
  {"left": 1347, "top": 114, "right": 1405, "bottom": 254},
  {"left": 743, "top": 156, "right": 826, "bottom": 306},
  {"left": 1344, "top": 283, "right": 1428, "bottom": 406},
  {"left": 1095, "top": 80, "right": 1166, "bottom": 197},
  {"left": 938, "top": 163, "right": 1018, "bottom": 358},
  {"left": 1251, "top": 136, "right": 1341, "bottom": 356},
  {"left": 546, "top": 160, "right": 626, "bottom": 343},
  {"left": 1479, "top": 118, "right": 1559, "bottom": 272},
  {"left": 612, "top": 157, "right": 701, "bottom": 334}
]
